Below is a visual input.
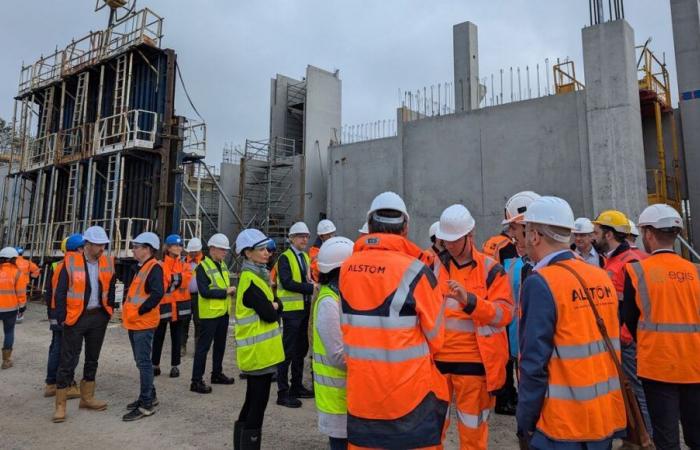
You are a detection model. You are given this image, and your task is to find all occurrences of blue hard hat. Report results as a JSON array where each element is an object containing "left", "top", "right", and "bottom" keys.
[
  {"left": 267, "top": 240, "right": 277, "bottom": 251},
  {"left": 165, "top": 234, "right": 183, "bottom": 246},
  {"left": 66, "top": 234, "right": 86, "bottom": 251},
  {"left": 14, "top": 247, "right": 23, "bottom": 255}
]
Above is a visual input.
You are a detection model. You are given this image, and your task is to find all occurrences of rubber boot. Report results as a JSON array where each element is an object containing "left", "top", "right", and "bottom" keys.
[
  {"left": 78, "top": 380, "right": 107, "bottom": 411},
  {"left": 44, "top": 384, "right": 57, "bottom": 397},
  {"left": 240, "top": 428, "right": 262, "bottom": 450},
  {"left": 53, "top": 389, "right": 67, "bottom": 423},
  {"left": 1, "top": 348, "right": 13, "bottom": 369},
  {"left": 66, "top": 382, "right": 81, "bottom": 400},
  {"left": 233, "top": 420, "right": 245, "bottom": 450}
]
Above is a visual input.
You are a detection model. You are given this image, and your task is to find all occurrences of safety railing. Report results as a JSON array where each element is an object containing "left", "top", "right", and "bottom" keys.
[
  {"left": 101, "top": 8, "right": 163, "bottom": 59},
  {"left": 90, "top": 217, "right": 153, "bottom": 258},
  {"left": 636, "top": 45, "right": 671, "bottom": 109},
  {"left": 93, "top": 109, "right": 158, "bottom": 155},
  {"left": 180, "top": 219, "right": 202, "bottom": 248},
  {"left": 62, "top": 31, "right": 104, "bottom": 77},
  {"left": 58, "top": 123, "right": 94, "bottom": 161},
  {"left": 182, "top": 120, "right": 206, "bottom": 159},
  {"left": 553, "top": 61, "right": 584, "bottom": 94},
  {"left": 24, "top": 133, "right": 57, "bottom": 171},
  {"left": 18, "top": 50, "right": 65, "bottom": 96},
  {"left": 646, "top": 169, "right": 681, "bottom": 211}
]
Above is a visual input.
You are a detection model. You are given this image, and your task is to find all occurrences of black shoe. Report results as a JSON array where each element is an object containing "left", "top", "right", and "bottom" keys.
[
  {"left": 234, "top": 420, "right": 245, "bottom": 450},
  {"left": 169, "top": 367, "right": 180, "bottom": 378},
  {"left": 289, "top": 385, "right": 314, "bottom": 399},
  {"left": 495, "top": 401, "right": 517, "bottom": 416},
  {"left": 127, "top": 397, "right": 159, "bottom": 410},
  {"left": 276, "top": 395, "right": 302, "bottom": 408},
  {"left": 240, "top": 428, "right": 262, "bottom": 450},
  {"left": 153, "top": 366, "right": 161, "bottom": 377},
  {"left": 122, "top": 403, "right": 157, "bottom": 421},
  {"left": 190, "top": 380, "right": 212, "bottom": 394},
  {"left": 211, "top": 373, "right": 235, "bottom": 385}
]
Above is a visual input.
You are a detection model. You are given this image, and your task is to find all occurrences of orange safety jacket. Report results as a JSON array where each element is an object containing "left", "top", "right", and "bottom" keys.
[
  {"left": 340, "top": 233, "right": 449, "bottom": 449},
  {"left": 435, "top": 246, "right": 513, "bottom": 392},
  {"left": 160, "top": 254, "right": 192, "bottom": 321},
  {"left": 49, "top": 260, "right": 65, "bottom": 327},
  {"left": 604, "top": 243, "right": 647, "bottom": 344},
  {"left": 63, "top": 253, "right": 115, "bottom": 326},
  {"left": 482, "top": 233, "right": 512, "bottom": 262},
  {"left": 15, "top": 255, "right": 40, "bottom": 297},
  {"left": 535, "top": 258, "right": 626, "bottom": 442},
  {"left": 309, "top": 241, "right": 321, "bottom": 283},
  {"left": 625, "top": 252, "right": 700, "bottom": 383},
  {"left": 122, "top": 258, "right": 161, "bottom": 330},
  {"left": 0, "top": 262, "right": 24, "bottom": 313}
]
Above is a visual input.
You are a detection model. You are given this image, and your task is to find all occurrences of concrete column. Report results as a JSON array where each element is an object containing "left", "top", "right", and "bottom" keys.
[
  {"left": 670, "top": 0, "right": 700, "bottom": 242},
  {"left": 453, "top": 21, "right": 479, "bottom": 112},
  {"left": 582, "top": 19, "right": 647, "bottom": 219}
]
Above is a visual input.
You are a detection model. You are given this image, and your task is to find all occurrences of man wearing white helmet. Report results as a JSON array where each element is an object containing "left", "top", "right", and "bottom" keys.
[
  {"left": 312, "top": 237, "right": 354, "bottom": 449},
  {"left": 0, "top": 247, "right": 25, "bottom": 370},
  {"left": 309, "top": 219, "right": 337, "bottom": 282},
  {"left": 517, "top": 197, "right": 625, "bottom": 449},
  {"left": 181, "top": 237, "right": 203, "bottom": 355},
  {"left": 191, "top": 233, "right": 237, "bottom": 394},
  {"left": 275, "top": 221, "right": 316, "bottom": 408},
  {"left": 433, "top": 204, "right": 514, "bottom": 448},
  {"left": 571, "top": 217, "right": 604, "bottom": 267},
  {"left": 357, "top": 222, "right": 369, "bottom": 236},
  {"left": 627, "top": 219, "right": 641, "bottom": 250},
  {"left": 340, "top": 192, "right": 448, "bottom": 449},
  {"left": 621, "top": 204, "right": 700, "bottom": 450}
]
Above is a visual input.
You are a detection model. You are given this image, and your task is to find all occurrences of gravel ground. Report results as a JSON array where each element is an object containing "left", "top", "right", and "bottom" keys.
[{"left": 1, "top": 302, "right": 520, "bottom": 449}]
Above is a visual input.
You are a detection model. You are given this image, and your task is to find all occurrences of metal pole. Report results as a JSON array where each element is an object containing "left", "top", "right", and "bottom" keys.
[
  {"left": 677, "top": 235, "right": 700, "bottom": 261},
  {"left": 199, "top": 161, "right": 244, "bottom": 227}
]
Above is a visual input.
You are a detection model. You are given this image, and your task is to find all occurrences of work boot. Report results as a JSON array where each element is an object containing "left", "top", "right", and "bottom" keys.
[
  {"left": 1, "top": 348, "right": 13, "bottom": 369},
  {"left": 169, "top": 366, "right": 180, "bottom": 378},
  {"left": 276, "top": 393, "right": 302, "bottom": 408},
  {"left": 234, "top": 420, "right": 245, "bottom": 450},
  {"left": 190, "top": 380, "right": 212, "bottom": 394},
  {"left": 78, "top": 380, "right": 107, "bottom": 411},
  {"left": 240, "top": 428, "right": 262, "bottom": 450},
  {"left": 211, "top": 373, "right": 235, "bottom": 385},
  {"left": 122, "top": 402, "right": 156, "bottom": 421},
  {"left": 52, "top": 388, "right": 67, "bottom": 423},
  {"left": 66, "top": 382, "right": 81, "bottom": 399},
  {"left": 44, "top": 384, "right": 57, "bottom": 398},
  {"left": 289, "top": 385, "right": 314, "bottom": 399}
]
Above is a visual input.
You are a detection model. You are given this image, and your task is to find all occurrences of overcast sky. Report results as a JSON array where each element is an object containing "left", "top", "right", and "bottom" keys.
[{"left": 0, "top": 1, "right": 678, "bottom": 164}]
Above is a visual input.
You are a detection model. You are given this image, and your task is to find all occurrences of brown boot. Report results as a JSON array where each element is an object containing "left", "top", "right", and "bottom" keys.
[
  {"left": 66, "top": 382, "right": 81, "bottom": 400},
  {"left": 44, "top": 384, "right": 57, "bottom": 398},
  {"left": 53, "top": 389, "right": 67, "bottom": 423},
  {"left": 78, "top": 380, "right": 107, "bottom": 411},
  {"left": 1, "top": 348, "right": 12, "bottom": 369}
]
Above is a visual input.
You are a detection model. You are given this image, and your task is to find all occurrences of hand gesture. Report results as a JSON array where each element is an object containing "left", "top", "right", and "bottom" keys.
[{"left": 447, "top": 280, "right": 470, "bottom": 305}]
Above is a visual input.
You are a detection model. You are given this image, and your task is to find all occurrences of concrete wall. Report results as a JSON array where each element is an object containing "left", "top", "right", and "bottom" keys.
[
  {"left": 218, "top": 161, "right": 240, "bottom": 241},
  {"left": 641, "top": 111, "right": 687, "bottom": 200},
  {"left": 453, "top": 21, "right": 479, "bottom": 112},
  {"left": 269, "top": 74, "right": 300, "bottom": 143}
]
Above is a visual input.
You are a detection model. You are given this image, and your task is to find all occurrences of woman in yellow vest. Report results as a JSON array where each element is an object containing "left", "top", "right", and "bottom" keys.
[
  {"left": 233, "top": 228, "right": 284, "bottom": 450},
  {"left": 313, "top": 237, "right": 354, "bottom": 450}
]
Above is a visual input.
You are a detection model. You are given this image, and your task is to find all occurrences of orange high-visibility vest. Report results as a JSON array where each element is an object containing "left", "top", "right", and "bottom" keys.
[
  {"left": 160, "top": 254, "right": 192, "bottom": 321},
  {"left": 63, "top": 253, "right": 115, "bottom": 326},
  {"left": 436, "top": 247, "right": 513, "bottom": 392},
  {"left": 340, "top": 233, "right": 449, "bottom": 449},
  {"left": 482, "top": 234, "right": 512, "bottom": 261},
  {"left": 536, "top": 259, "right": 626, "bottom": 442},
  {"left": 604, "top": 246, "right": 647, "bottom": 343},
  {"left": 625, "top": 252, "right": 700, "bottom": 383},
  {"left": 122, "top": 258, "right": 161, "bottom": 330},
  {"left": 0, "top": 262, "right": 23, "bottom": 313},
  {"left": 309, "top": 244, "right": 320, "bottom": 283}
]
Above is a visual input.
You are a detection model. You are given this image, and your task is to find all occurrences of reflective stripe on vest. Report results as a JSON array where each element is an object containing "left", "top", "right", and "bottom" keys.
[
  {"left": 275, "top": 249, "right": 310, "bottom": 312},
  {"left": 554, "top": 338, "right": 621, "bottom": 359},
  {"left": 235, "top": 327, "right": 282, "bottom": 347},
  {"left": 344, "top": 342, "right": 429, "bottom": 362},
  {"left": 457, "top": 408, "right": 490, "bottom": 429},
  {"left": 547, "top": 376, "right": 621, "bottom": 401},
  {"left": 198, "top": 257, "right": 230, "bottom": 319}
]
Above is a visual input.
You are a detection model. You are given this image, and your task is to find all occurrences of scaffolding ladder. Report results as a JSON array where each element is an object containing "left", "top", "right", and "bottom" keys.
[
  {"left": 103, "top": 153, "right": 122, "bottom": 249},
  {"left": 112, "top": 53, "right": 132, "bottom": 137},
  {"left": 65, "top": 162, "right": 81, "bottom": 231},
  {"left": 72, "top": 72, "right": 89, "bottom": 128}
]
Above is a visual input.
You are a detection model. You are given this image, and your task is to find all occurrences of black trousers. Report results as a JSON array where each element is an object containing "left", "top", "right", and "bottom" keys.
[
  {"left": 191, "top": 313, "right": 228, "bottom": 381},
  {"left": 181, "top": 293, "right": 200, "bottom": 348},
  {"left": 238, "top": 373, "right": 273, "bottom": 430},
  {"left": 152, "top": 318, "right": 182, "bottom": 367},
  {"left": 642, "top": 377, "right": 700, "bottom": 450},
  {"left": 496, "top": 358, "right": 518, "bottom": 406},
  {"left": 56, "top": 310, "right": 109, "bottom": 389},
  {"left": 277, "top": 312, "right": 309, "bottom": 395}
]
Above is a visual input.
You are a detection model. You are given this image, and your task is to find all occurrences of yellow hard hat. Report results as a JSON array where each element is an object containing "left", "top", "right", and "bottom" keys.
[
  {"left": 60, "top": 237, "right": 68, "bottom": 253},
  {"left": 592, "top": 210, "right": 630, "bottom": 233}
]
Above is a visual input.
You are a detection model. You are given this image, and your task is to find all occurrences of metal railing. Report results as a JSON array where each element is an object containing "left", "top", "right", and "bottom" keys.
[
  {"left": 182, "top": 120, "right": 206, "bottom": 159},
  {"left": 636, "top": 45, "right": 671, "bottom": 108},
  {"left": 101, "top": 8, "right": 163, "bottom": 59},
  {"left": 18, "top": 50, "right": 64, "bottom": 96},
  {"left": 94, "top": 109, "right": 158, "bottom": 154},
  {"left": 180, "top": 218, "right": 202, "bottom": 248},
  {"left": 553, "top": 60, "right": 584, "bottom": 94},
  {"left": 90, "top": 217, "right": 153, "bottom": 258},
  {"left": 58, "top": 123, "right": 94, "bottom": 161},
  {"left": 62, "top": 31, "right": 104, "bottom": 77},
  {"left": 24, "top": 133, "right": 57, "bottom": 171}
]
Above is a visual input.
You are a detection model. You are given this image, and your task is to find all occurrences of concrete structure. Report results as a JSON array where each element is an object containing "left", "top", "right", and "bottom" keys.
[{"left": 454, "top": 21, "right": 479, "bottom": 112}]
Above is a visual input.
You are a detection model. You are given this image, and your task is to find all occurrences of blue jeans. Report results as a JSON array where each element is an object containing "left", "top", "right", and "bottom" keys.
[
  {"left": 128, "top": 329, "right": 155, "bottom": 405},
  {"left": 621, "top": 341, "right": 653, "bottom": 436},
  {"left": 46, "top": 330, "right": 62, "bottom": 384},
  {"left": 0, "top": 310, "right": 17, "bottom": 349}
]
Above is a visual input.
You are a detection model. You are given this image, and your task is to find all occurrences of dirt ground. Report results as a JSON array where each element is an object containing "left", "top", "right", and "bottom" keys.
[{"left": 1, "top": 302, "right": 520, "bottom": 449}]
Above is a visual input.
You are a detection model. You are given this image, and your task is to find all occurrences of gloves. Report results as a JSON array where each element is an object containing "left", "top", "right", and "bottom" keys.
[{"left": 138, "top": 304, "right": 151, "bottom": 316}]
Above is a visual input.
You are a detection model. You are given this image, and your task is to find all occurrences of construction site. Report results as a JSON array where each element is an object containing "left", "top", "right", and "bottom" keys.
[{"left": 1, "top": 0, "right": 699, "bottom": 448}]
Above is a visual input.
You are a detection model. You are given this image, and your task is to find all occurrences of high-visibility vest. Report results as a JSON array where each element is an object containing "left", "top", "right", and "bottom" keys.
[
  {"left": 160, "top": 254, "right": 192, "bottom": 321},
  {"left": 536, "top": 258, "right": 626, "bottom": 442},
  {"left": 0, "top": 262, "right": 22, "bottom": 313},
  {"left": 625, "top": 253, "right": 700, "bottom": 383},
  {"left": 198, "top": 256, "right": 230, "bottom": 319},
  {"left": 49, "top": 259, "right": 64, "bottom": 327},
  {"left": 309, "top": 243, "right": 320, "bottom": 283},
  {"left": 312, "top": 284, "right": 347, "bottom": 415},
  {"left": 122, "top": 258, "right": 161, "bottom": 330},
  {"left": 275, "top": 248, "right": 309, "bottom": 312},
  {"left": 436, "top": 248, "right": 513, "bottom": 392},
  {"left": 63, "top": 253, "right": 115, "bottom": 326},
  {"left": 234, "top": 269, "right": 284, "bottom": 372},
  {"left": 482, "top": 233, "right": 512, "bottom": 262},
  {"left": 604, "top": 245, "right": 647, "bottom": 343},
  {"left": 340, "top": 233, "right": 448, "bottom": 449}
]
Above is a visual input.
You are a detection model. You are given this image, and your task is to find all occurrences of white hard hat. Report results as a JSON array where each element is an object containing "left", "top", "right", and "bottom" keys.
[
  {"left": 367, "top": 191, "right": 409, "bottom": 223},
  {"left": 0, "top": 247, "right": 19, "bottom": 259},
  {"left": 317, "top": 237, "right": 354, "bottom": 273},
  {"left": 436, "top": 204, "right": 476, "bottom": 241},
  {"left": 317, "top": 219, "right": 336, "bottom": 236},
  {"left": 429, "top": 221, "right": 440, "bottom": 239},
  {"left": 637, "top": 204, "right": 684, "bottom": 230},
  {"left": 358, "top": 222, "right": 369, "bottom": 235},
  {"left": 523, "top": 196, "right": 575, "bottom": 230},
  {"left": 503, "top": 191, "right": 541, "bottom": 224},
  {"left": 186, "top": 237, "right": 202, "bottom": 253},
  {"left": 289, "top": 222, "right": 310, "bottom": 236},
  {"left": 208, "top": 233, "right": 231, "bottom": 250},
  {"left": 628, "top": 219, "right": 640, "bottom": 236},
  {"left": 133, "top": 232, "right": 160, "bottom": 250},
  {"left": 83, "top": 225, "right": 110, "bottom": 245},
  {"left": 573, "top": 217, "right": 594, "bottom": 234},
  {"left": 235, "top": 228, "right": 271, "bottom": 256}
]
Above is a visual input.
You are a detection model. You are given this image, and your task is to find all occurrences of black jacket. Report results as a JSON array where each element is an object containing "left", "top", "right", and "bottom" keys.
[{"left": 196, "top": 260, "right": 228, "bottom": 299}]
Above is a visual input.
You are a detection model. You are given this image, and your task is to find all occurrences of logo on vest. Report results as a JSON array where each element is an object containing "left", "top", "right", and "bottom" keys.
[
  {"left": 347, "top": 264, "right": 386, "bottom": 274},
  {"left": 572, "top": 285, "right": 613, "bottom": 303}
]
